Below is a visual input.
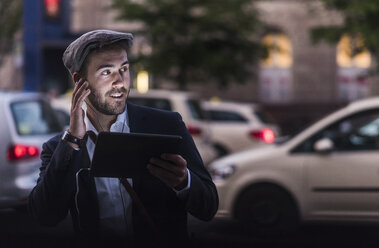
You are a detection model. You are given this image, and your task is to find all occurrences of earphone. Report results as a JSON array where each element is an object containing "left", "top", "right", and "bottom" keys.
[{"left": 76, "top": 76, "right": 106, "bottom": 132}]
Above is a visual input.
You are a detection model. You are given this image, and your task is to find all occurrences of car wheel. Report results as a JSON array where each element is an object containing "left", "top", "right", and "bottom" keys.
[{"left": 234, "top": 184, "right": 299, "bottom": 236}]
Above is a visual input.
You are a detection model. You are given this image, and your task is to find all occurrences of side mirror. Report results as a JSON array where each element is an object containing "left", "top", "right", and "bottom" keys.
[{"left": 314, "top": 138, "right": 334, "bottom": 154}]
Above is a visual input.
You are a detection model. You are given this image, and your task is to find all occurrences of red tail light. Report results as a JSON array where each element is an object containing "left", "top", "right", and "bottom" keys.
[
  {"left": 7, "top": 144, "right": 40, "bottom": 161},
  {"left": 250, "top": 128, "right": 275, "bottom": 144},
  {"left": 187, "top": 125, "right": 203, "bottom": 136}
]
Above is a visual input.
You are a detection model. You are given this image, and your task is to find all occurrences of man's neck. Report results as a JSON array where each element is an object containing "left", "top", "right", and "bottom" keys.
[{"left": 87, "top": 107, "right": 117, "bottom": 132}]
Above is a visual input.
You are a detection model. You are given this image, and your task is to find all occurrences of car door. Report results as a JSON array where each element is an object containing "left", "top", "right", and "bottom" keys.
[
  {"left": 206, "top": 109, "right": 252, "bottom": 153},
  {"left": 292, "top": 108, "right": 379, "bottom": 220}
]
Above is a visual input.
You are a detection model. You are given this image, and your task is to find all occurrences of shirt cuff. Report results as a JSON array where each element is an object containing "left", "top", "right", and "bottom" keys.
[{"left": 173, "top": 169, "right": 191, "bottom": 195}]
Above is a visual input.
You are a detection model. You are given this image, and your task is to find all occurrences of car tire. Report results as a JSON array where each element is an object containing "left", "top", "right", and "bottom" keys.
[{"left": 234, "top": 184, "right": 299, "bottom": 236}]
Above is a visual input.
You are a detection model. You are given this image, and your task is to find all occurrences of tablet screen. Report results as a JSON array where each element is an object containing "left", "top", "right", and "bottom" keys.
[{"left": 90, "top": 132, "right": 183, "bottom": 178}]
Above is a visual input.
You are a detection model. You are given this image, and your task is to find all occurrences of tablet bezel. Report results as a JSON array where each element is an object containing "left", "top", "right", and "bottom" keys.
[{"left": 90, "top": 132, "right": 183, "bottom": 178}]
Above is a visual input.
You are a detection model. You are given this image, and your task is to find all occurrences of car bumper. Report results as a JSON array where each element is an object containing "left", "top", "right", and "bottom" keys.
[
  {"left": 0, "top": 160, "right": 40, "bottom": 208},
  {"left": 193, "top": 139, "right": 218, "bottom": 166},
  {"left": 214, "top": 179, "right": 233, "bottom": 219}
]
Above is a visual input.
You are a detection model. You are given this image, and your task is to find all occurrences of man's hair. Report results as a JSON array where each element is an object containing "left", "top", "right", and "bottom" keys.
[{"left": 78, "top": 41, "right": 130, "bottom": 78}]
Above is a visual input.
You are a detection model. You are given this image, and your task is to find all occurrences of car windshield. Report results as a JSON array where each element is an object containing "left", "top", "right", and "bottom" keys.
[
  {"left": 274, "top": 107, "right": 345, "bottom": 146},
  {"left": 11, "top": 100, "right": 62, "bottom": 136},
  {"left": 187, "top": 99, "right": 205, "bottom": 120},
  {"left": 274, "top": 121, "right": 315, "bottom": 145}
]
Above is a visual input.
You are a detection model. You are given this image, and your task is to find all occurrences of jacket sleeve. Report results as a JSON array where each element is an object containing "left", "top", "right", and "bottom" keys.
[
  {"left": 28, "top": 135, "right": 83, "bottom": 226},
  {"left": 173, "top": 113, "right": 219, "bottom": 221}
]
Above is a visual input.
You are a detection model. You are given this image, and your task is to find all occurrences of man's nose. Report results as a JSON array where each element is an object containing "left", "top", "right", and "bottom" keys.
[{"left": 113, "top": 71, "right": 125, "bottom": 86}]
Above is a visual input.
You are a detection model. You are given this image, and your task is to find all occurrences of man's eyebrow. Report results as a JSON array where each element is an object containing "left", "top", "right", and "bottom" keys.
[{"left": 96, "top": 60, "right": 129, "bottom": 71}]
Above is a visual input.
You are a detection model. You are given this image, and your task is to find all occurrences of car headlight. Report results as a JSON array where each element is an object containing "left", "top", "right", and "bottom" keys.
[{"left": 210, "top": 164, "right": 236, "bottom": 181}]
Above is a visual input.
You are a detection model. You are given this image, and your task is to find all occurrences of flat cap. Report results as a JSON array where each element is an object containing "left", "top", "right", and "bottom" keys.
[{"left": 62, "top": 29, "right": 133, "bottom": 74}]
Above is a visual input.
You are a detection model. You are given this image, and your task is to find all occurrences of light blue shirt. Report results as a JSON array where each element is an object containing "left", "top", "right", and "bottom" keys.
[{"left": 82, "top": 103, "right": 191, "bottom": 236}]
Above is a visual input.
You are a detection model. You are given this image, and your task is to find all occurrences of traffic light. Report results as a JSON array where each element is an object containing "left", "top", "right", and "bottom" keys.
[{"left": 44, "top": 0, "right": 60, "bottom": 20}]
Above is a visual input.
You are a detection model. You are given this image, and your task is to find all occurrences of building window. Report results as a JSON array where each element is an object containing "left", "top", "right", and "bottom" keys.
[
  {"left": 337, "top": 34, "right": 371, "bottom": 101},
  {"left": 259, "top": 33, "right": 293, "bottom": 103}
]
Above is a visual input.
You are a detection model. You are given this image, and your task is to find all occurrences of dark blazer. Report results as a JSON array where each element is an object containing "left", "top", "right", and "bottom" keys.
[{"left": 28, "top": 102, "right": 218, "bottom": 245}]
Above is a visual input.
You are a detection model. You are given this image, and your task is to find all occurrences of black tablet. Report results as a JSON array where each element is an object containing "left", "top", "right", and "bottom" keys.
[{"left": 90, "top": 132, "right": 183, "bottom": 178}]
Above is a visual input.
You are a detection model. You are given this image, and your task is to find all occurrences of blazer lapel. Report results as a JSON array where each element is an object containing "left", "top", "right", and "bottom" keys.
[{"left": 127, "top": 101, "right": 147, "bottom": 133}]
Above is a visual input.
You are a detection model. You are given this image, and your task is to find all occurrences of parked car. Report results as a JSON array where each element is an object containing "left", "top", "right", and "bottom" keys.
[
  {"left": 0, "top": 91, "right": 63, "bottom": 209},
  {"left": 209, "top": 97, "right": 379, "bottom": 234},
  {"left": 128, "top": 89, "right": 218, "bottom": 165},
  {"left": 202, "top": 100, "right": 281, "bottom": 156}
]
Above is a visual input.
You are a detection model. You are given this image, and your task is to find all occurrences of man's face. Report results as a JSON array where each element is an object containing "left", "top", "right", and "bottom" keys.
[{"left": 85, "top": 48, "right": 130, "bottom": 115}]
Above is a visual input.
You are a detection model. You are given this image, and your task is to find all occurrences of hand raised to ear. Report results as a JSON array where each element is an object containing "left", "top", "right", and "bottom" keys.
[{"left": 68, "top": 77, "right": 90, "bottom": 145}]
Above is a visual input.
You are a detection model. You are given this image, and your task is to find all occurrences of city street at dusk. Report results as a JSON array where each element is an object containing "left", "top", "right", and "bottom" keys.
[{"left": 2, "top": 1, "right": 379, "bottom": 247}]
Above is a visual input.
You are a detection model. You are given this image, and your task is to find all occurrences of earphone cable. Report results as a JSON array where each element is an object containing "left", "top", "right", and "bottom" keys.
[{"left": 84, "top": 99, "right": 105, "bottom": 132}]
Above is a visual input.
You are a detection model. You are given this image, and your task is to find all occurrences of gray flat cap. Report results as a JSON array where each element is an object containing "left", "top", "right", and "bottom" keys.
[{"left": 62, "top": 29, "right": 133, "bottom": 74}]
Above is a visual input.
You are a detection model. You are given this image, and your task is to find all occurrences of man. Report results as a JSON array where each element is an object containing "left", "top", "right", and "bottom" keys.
[{"left": 28, "top": 30, "right": 218, "bottom": 246}]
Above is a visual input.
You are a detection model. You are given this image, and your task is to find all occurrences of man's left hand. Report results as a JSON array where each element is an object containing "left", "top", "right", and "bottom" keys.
[{"left": 147, "top": 154, "right": 188, "bottom": 191}]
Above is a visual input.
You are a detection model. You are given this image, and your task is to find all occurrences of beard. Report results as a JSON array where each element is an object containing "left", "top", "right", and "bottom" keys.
[{"left": 87, "top": 86, "right": 128, "bottom": 115}]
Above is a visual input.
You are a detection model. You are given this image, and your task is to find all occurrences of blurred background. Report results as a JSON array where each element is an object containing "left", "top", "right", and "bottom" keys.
[
  {"left": 2, "top": 0, "right": 379, "bottom": 247},
  {"left": 3, "top": 0, "right": 378, "bottom": 135}
]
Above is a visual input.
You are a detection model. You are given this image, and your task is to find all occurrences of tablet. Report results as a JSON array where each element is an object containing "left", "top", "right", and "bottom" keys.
[{"left": 90, "top": 132, "right": 183, "bottom": 178}]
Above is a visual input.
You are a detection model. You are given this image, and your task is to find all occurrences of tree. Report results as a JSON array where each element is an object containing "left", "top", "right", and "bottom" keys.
[
  {"left": 311, "top": 0, "right": 379, "bottom": 69},
  {"left": 0, "top": 0, "right": 22, "bottom": 66},
  {"left": 112, "top": 0, "right": 262, "bottom": 89}
]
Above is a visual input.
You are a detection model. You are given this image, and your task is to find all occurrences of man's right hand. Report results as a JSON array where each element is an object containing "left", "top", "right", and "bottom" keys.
[{"left": 67, "top": 78, "right": 91, "bottom": 148}]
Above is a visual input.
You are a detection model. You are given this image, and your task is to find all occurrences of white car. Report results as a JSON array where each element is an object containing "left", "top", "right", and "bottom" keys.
[
  {"left": 128, "top": 89, "right": 217, "bottom": 165},
  {"left": 202, "top": 101, "right": 281, "bottom": 156},
  {"left": 0, "top": 91, "right": 62, "bottom": 209},
  {"left": 209, "top": 97, "right": 379, "bottom": 233}
]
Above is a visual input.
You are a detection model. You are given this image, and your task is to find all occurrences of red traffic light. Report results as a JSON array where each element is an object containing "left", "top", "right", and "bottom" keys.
[{"left": 44, "top": 0, "right": 60, "bottom": 19}]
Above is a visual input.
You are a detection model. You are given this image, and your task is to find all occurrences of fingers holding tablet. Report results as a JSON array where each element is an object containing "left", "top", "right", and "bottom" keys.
[{"left": 147, "top": 154, "right": 188, "bottom": 190}]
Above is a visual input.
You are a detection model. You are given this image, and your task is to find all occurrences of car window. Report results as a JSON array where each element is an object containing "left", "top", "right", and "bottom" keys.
[
  {"left": 127, "top": 97, "right": 172, "bottom": 111},
  {"left": 254, "top": 109, "right": 275, "bottom": 124},
  {"left": 54, "top": 108, "right": 70, "bottom": 127},
  {"left": 206, "top": 110, "right": 248, "bottom": 122},
  {"left": 11, "top": 100, "right": 62, "bottom": 136},
  {"left": 187, "top": 99, "right": 205, "bottom": 120},
  {"left": 292, "top": 109, "right": 379, "bottom": 153}
]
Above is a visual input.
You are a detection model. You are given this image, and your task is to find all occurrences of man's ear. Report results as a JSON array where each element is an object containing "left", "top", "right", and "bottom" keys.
[{"left": 72, "top": 72, "right": 81, "bottom": 84}]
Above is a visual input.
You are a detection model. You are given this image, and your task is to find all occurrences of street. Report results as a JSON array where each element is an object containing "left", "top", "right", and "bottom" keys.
[{"left": 1, "top": 208, "right": 379, "bottom": 248}]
